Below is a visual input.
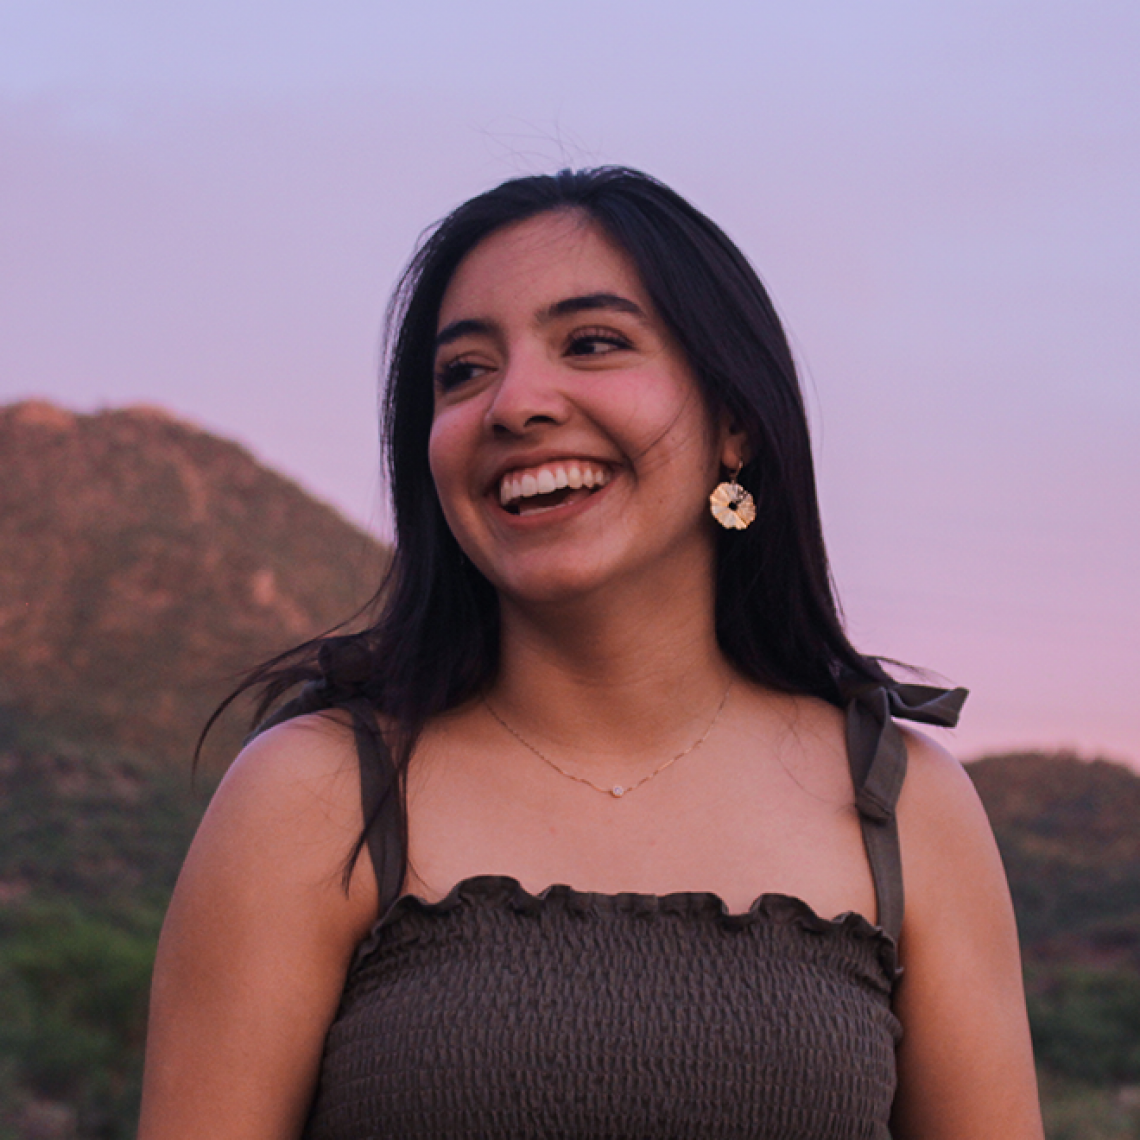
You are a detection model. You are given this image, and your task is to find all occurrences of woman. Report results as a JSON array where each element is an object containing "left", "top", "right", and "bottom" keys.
[{"left": 140, "top": 168, "right": 1044, "bottom": 1138}]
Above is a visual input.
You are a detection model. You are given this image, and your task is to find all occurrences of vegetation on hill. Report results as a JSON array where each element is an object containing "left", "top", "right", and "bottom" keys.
[
  {"left": 0, "top": 400, "right": 385, "bottom": 1137},
  {"left": 970, "top": 752, "right": 1140, "bottom": 1132},
  {"left": 0, "top": 714, "right": 217, "bottom": 1138},
  {"left": 970, "top": 751, "right": 1140, "bottom": 967}
]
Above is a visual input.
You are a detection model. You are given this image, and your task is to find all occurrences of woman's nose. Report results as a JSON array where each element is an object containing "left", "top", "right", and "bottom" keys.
[{"left": 484, "top": 353, "right": 570, "bottom": 437}]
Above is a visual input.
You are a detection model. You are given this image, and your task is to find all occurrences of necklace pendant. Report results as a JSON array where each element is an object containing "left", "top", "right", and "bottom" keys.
[{"left": 483, "top": 684, "right": 733, "bottom": 805}]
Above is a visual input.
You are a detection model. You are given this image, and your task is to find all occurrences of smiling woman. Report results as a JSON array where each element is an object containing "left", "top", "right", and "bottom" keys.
[{"left": 138, "top": 168, "right": 1044, "bottom": 1140}]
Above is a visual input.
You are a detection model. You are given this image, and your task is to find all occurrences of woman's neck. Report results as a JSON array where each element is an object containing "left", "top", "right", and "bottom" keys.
[{"left": 490, "top": 575, "right": 736, "bottom": 767}]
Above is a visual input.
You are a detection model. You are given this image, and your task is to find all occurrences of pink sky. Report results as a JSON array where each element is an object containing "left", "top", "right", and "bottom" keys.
[{"left": 2, "top": 1, "right": 1137, "bottom": 765}]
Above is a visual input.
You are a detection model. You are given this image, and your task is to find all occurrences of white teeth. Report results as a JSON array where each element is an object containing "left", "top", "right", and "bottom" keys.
[{"left": 499, "top": 461, "right": 611, "bottom": 508}]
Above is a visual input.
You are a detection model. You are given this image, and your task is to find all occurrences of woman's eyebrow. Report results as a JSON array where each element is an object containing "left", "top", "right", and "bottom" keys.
[
  {"left": 434, "top": 318, "right": 494, "bottom": 350},
  {"left": 540, "top": 293, "right": 647, "bottom": 323}
]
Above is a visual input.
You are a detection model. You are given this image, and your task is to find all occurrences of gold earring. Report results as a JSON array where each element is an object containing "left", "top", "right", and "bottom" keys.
[{"left": 709, "top": 464, "right": 756, "bottom": 530}]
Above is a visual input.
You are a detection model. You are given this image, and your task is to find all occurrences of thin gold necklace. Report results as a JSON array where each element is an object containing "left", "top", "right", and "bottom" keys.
[{"left": 483, "top": 683, "right": 733, "bottom": 799}]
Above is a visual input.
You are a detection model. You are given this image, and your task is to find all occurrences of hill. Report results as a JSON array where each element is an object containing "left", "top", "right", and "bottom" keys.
[
  {"left": 0, "top": 400, "right": 387, "bottom": 767},
  {"left": 970, "top": 751, "right": 1140, "bottom": 969},
  {"left": 969, "top": 752, "right": 1140, "bottom": 1109},
  {"left": 0, "top": 399, "right": 388, "bottom": 1137}
]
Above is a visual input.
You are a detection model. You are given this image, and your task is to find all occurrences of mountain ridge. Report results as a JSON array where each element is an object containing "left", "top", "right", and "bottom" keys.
[{"left": 0, "top": 399, "right": 387, "bottom": 767}]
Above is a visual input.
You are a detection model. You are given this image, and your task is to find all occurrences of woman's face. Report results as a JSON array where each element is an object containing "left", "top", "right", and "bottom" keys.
[{"left": 428, "top": 209, "right": 744, "bottom": 607}]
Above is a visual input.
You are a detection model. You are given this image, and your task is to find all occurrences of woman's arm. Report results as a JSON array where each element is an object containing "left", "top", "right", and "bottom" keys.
[
  {"left": 890, "top": 729, "right": 1044, "bottom": 1140},
  {"left": 138, "top": 715, "right": 379, "bottom": 1140}
]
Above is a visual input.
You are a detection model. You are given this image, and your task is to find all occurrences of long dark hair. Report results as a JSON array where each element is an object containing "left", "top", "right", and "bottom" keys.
[{"left": 211, "top": 166, "right": 892, "bottom": 884}]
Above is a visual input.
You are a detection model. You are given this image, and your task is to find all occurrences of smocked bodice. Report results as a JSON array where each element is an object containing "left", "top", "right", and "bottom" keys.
[{"left": 303, "top": 876, "right": 901, "bottom": 1139}]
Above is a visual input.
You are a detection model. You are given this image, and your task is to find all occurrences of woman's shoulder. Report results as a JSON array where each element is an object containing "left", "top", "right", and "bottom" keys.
[
  {"left": 217, "top": 710, "right": 364, "bottom": 827},
  {"left": 897, "top": 725, "right": 990, "bottom": 844},
  {"left": 140, "top": 709, "right": 381, "bottom": 1139},
  {"left": 894, "top": 725, "right": 1011, "bottom": 935},
  {"left": 889, "top": 729, "right": 1042, "bottom": 1137},
  {"left": 183, "top": 709, "right": 381, "bottom": 935}
]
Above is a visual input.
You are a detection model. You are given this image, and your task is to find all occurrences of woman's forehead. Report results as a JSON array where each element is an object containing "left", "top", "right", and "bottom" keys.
[{"left": 436, "top": 211, "right": 651, "bottom": 331}]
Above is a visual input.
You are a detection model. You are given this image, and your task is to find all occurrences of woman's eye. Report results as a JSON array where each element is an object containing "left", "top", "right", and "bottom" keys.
[
  {"left": 566, "top": 329, "right": 632, "bottom": 357},
  {"left": 435, "top": 359, "right": 486, "bottom": 391}
]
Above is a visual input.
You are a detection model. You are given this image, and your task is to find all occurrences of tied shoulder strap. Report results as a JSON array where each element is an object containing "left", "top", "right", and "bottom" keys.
[{"left": 843, "top": 682, "right": 968, "bottom": 941}]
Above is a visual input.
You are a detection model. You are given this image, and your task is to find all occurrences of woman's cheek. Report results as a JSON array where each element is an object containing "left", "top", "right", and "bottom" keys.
[{"left": 428, "top": 413, "right": 480, "bottom": 544}]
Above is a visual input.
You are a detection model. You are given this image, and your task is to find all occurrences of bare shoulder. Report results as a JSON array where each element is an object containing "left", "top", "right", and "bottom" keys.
[
  {"left": 140, "top": 711, "right": 381, "bottom": 1139},
  {"left": 181, "top": 708, "right": 382, "bottom": 943},
  {"left": 205, "top": 711, "right": 365, "bottom": 848},
  {"left": 895, "top": 726, "right": 1003, "bottom": 920},
  {"left": 898, "top": 726, "right": 992, "bottom": 837},
  {"left": 890, "top": 727, "right": 1044, "bottom": 1139}
]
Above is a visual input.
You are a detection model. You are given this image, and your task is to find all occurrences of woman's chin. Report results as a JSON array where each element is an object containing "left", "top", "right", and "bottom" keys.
[{"left": 489, "top": 564, "right": 614, "bottom": 610}]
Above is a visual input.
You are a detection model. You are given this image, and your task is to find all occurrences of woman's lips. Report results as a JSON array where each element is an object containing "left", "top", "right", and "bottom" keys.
[{"left": 498, "top": 460, "right": 613, "bottom": 513}]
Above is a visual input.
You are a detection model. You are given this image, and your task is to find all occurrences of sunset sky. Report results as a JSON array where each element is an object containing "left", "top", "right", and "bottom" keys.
[{"left": 2, "top": 1, "right": 1137, "bottom": 764}]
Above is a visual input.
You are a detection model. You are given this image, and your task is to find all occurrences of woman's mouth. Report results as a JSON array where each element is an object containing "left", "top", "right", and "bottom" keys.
[{"left": 498, "top": 460, "right": 613, "bottom": 516}]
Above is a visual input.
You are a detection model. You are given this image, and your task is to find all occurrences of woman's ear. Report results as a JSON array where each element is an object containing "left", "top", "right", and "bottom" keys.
[{"left": 718, "top": 417, "right": 751, "bottom": 473}]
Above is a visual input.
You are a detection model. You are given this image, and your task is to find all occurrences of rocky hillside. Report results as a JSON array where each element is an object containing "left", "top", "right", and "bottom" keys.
[
  {"left": 970, "top": 751, "right": 1140, "bottom": 969},
  {"left": 0, "top": 400, "right": 387, "bottom": 767},
  {"left": 969, "top": 752, "right": 1140, "bottom": 1109}
]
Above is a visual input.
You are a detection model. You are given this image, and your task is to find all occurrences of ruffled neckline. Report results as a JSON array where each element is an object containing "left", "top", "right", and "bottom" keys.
[{"left": 354, "top": 874, "right": 901, "bottom": 981}]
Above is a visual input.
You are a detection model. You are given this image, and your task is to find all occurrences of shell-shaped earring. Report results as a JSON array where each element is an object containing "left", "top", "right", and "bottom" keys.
[{"left": 709, "top": 465, "right": 756, "bottom": 530}]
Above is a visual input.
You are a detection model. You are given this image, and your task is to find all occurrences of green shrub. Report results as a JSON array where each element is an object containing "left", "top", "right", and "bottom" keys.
[
  {"left": 0, "top": 903, "right": 157, "bottom": 1137},
  {"left": 1029, "top": 966, "right": 1140, "bottom": 1084}
]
